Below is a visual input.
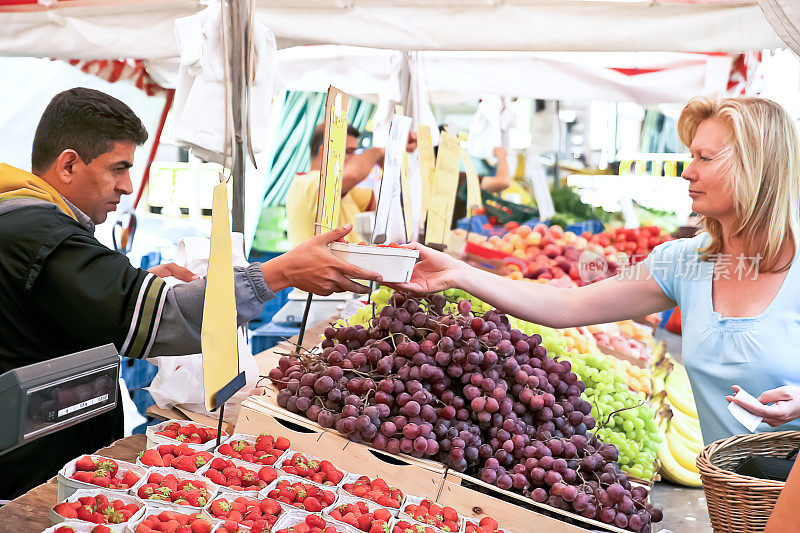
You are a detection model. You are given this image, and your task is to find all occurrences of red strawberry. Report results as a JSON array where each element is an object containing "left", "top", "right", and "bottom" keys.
[
  {"left": 55, "top": 527, "right": 76, "bottom": 533},
  {"left": 121, "top": 469, "right": 141, "bottom": 486},
  {"left": 91, "top": 526, "right": 111, "bottom": 533},
  {"left": 140, "top": 449, "right": 164, "bottom": 467},
  {"left": 72, "top": 471, "right": 95, "bottom": 484},
  {"left": 53, "top": 502, "right": 79, "bottom": 519},
  {"left": 75, "top": 455, "right": 97, "bottom": 471}
]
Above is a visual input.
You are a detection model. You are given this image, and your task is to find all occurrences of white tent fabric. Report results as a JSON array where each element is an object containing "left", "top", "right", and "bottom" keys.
[
  {"left": 267, "top": 46, "right": 733, "bottom": 105},
  {"left": 759, "top": 0, "right": 800, "bottom": 56},
  {"left": 0, "top": 1, "right": 784, "bottom": 59}
]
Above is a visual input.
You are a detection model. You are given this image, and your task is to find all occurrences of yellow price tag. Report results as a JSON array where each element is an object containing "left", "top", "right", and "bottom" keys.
[
  {"left": 202, "top": 180, "right": 239, "bottom": 411},
  {"left": 417, "top": 126, "right": 434, "bottom": 226},
  {"left": 425, "top": 132, "right": 460, "bottom": 247},
  {"left": 315, "top": 86, "right": 349, "bottom": 235},
  {"left": 461, "top": 146, "right": 482, "bottom": 216},
  {"left": 400, "top": 152, "right": 414, "bottom": 242}
]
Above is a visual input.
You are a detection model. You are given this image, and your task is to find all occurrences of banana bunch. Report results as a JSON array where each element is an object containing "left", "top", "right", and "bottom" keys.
[{"left": 651, "top": 351, "right": 704, "bottom": 487}]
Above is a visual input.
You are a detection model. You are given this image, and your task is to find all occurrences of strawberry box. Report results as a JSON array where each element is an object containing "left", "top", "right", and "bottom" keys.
[
  {"left": 136, "top": 443, "right": 214, "bottom": 473},
  {"left": 58, "top": 455, "right": 146, "bottom": 501},
  {"left": 261, "top": 476, "right": 339, "bottom": 514},
  {"left": 216, "top": 432, "right": 291, "bottom": 467},
  {"left": 398, "top": 496, "right": 462, "bottom": 533},
  {"left": 130, "top": 467, "right": 218, "bottom": 510},
  {"left": 146, "top": 420, "right": 226, "bottom": 451},
  {"left": 125, "top": 507, "right": 215, "bottom": 533},
  {"left": 323, "top": 495, "right": 395, "bottom": 533},
  {"left": 271, "top": 512, "right": 359, "bottom": 533},
  {"left": 202, "top": 493, "right": 284, "bottom": 533},
  {"left": 201, "top": 456, "right": 279, "bottom": 495},
  {"left": 276, "top": 451, "right": 346, "bottom": 487},
  {"left": 463, "top": 517, "right": 505, "bottom": 533},
  {"left": 337, "top": 474, "right": 404, "bottom": 512},
  {"left": 41, "top": 521, "right": 100, "bottom": 533},
  {"left": 49, "top": 488, "right": 146, "bottom": 533}
]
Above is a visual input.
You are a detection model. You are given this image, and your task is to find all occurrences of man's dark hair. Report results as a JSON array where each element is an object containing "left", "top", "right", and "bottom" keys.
[
  {"left": 309, "top": 123, "right": 360, "bottom": 158},
  {"left": 31, "top": 87, "right": 148, "bottom": 173}
]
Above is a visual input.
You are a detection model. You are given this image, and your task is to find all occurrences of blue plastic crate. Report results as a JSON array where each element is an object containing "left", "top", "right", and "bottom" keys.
[
  {"left": 250, "top": 321, "right": 301, "bottom": 354},
  {"left": 566, "top": 219, "right": 605, "bottom": 235}
]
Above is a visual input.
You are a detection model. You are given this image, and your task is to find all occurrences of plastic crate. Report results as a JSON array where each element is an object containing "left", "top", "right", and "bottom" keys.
[{"left": 250, "top": 321, "right": 301, "bottom": 354}]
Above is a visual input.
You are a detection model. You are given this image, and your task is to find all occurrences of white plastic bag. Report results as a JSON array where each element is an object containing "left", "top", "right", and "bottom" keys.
[{"left": 146, "top": 232, "right": 259, "bottom": 421}]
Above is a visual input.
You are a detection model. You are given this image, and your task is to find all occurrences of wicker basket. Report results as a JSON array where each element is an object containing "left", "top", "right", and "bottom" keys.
[{"left": 696, "top": 430, "right": 800, "bottom": 533}]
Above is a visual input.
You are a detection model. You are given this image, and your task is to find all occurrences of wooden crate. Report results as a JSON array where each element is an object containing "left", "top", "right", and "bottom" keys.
[
  {"left": 443, "top": 471, "right": 628, "bottom": 533},
  {"left": 437, "top": 480, "right": 585, "bottom": 533},
  {"left": 235, "top": 398, "right": 446, "bottom": 500}
]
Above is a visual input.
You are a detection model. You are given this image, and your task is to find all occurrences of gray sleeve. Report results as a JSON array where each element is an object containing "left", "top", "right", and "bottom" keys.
[{"left": 147, "top": 262, "right": 275, "bottom": 356}]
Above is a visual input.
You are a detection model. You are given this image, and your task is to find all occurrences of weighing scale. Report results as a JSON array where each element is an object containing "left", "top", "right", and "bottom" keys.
[{"left": 0, "top": 344, "right": 121, "bottom": 456}]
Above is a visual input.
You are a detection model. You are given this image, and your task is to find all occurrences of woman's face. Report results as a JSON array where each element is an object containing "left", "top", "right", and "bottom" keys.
[{"left": 681, "top": 117, "right": 736, "bottom": 222}]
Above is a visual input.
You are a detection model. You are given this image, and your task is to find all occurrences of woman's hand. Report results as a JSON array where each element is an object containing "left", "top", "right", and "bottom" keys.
[
  {"left": 389, "top": 242, "right": 465, "bottom": 294},
  {"left": 262, "top": 224, "right": 382, "bottom": 295},
  {"left": 726, "top": 385, "right": 800, "bottom": 427},
  {"left": 148, "top": 263, "right": 200, "bottom": 282}
]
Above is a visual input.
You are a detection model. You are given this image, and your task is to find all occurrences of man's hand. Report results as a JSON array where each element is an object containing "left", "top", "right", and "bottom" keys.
[
  {"left": 148, "top": 263, "right": 200, "bottom": 282},
  {"left": 492, "top": 146, "right": 507, "bottom": 160},
  {"left": 262, "top": 224, "right": 382, "bottom": 295},
  {"left": 726, "top": 385, "right": 800, "bottom": 427},
  {"left": 406, "top": 131, "right": 418, "bottom": 153},
  {"left": 387, "top": 242, "right": 463, "bottom": 294},
  {"left": 342, "top": 147, "right": 384, "bottom": 196}
]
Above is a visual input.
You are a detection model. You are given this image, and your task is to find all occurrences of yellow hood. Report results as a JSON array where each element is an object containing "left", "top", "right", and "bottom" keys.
[{"left": 0, "top": 163, "right": 76, "bottom": 221}]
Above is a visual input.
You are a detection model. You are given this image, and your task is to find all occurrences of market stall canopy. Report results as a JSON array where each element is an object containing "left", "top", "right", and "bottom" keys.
[
  {"left": 273, "top": 46, "right": 733, "bottom": 105},
  {"left": 0, "top": 0, "right": 784, "bottom": 58},
  {"left": 758, "top": 0, "right": 800, "bottom": 56}
]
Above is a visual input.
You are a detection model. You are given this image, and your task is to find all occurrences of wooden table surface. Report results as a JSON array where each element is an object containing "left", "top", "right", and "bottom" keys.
[{"left": 0, "top": 434, "right": 146, "bottom": 533}]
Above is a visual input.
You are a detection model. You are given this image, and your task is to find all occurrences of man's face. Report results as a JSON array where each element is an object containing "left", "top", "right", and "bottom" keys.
[
  {"left": 71, "top": 141, "right": 135, "bottom": 224},
  {"left": 344, "top": 135, "right": 359, "bottom": 163}
]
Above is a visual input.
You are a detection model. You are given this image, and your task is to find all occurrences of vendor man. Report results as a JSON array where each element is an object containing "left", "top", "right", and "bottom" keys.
[
  {"left": 286, "top": 124, "right": 416, "bottom": 247},
  {"left": 0, "top": 88, "right": 380, "bottom": 499}
]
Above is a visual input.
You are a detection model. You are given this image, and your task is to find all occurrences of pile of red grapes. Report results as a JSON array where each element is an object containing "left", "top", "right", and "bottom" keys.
[{"left": 268, "top": 293, "right": 662, "bottom": 532}]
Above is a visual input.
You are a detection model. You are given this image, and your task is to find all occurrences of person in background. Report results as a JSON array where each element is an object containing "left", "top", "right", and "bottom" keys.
[
  {"left": 286, "top": 124, "right": 418, "bottom": 247},
  {"left": 286, "top": 124, "right": 382, "bottom": 247},
  {"left": 0, "top": 88, "right": 381, "bottom": 499},
  {"left": 479, "top": 146, "right": 511, "bottom": 193},
  {"left": 396, "top": 96, "right": 800, "bottom": 445}
]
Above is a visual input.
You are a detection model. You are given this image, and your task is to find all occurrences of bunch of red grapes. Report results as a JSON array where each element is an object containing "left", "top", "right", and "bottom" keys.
[{"left": 269, "top": 293, "right": 662, "bottom": 531}]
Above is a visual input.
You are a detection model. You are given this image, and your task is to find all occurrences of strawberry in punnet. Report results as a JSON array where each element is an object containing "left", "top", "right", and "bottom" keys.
[
  {"left": 403, "top": 501, "right": 459, "bottom": 532},
  {"left": 133, "top": 510, "right": 212, "bottom": 533},
  {"left": 208, "top": 495, "right": 282, "bottom": 531},
  {"left": 54, "top": 527, "right": 77, "bottom": 533},
  {"left": 69, "top": 455, "right": 141, "bottom": 489},
  {"left": 138, "top": 449, "right": 164, "bottom": 467},
  {"left": 393, "top": 521, "right": 437, "bottom": 533},
  {"left": 465, "top": 517, "right": 504, "bottom": 533},
  {"left": 91, "top": 526, "right": 111, "bottom": 533},
  {"left": 280, "top": 452, "right": 344, "bottom": 485},
  {"left": 216, "top": 520, "right": 241, "bottom": 533},
  {"left": 136, "top": 472, "right": 211, "bottom": 505},
  {"left": 328, "top": 501, "right": 392, "bottom": 532},
  {"left": 52, "top": 497, "right": 141, "bottom": 525},
  {"left": 202, "top": 457, "right": 267, "bottom": 491},
  {"left": 266, "top": 479, "right": 336, "bottom": 511},
  {"left": 218, "top": 432, "right": 290, "bottom": 465},
  {"left": 275, "top": 514, "right": 348, "bottom": 533},
  {"left": 155, "top": 421, "right": 223, "bottom": 444},
  {"left": 342, "top": 475, "right": 403, "bottom": 508}
]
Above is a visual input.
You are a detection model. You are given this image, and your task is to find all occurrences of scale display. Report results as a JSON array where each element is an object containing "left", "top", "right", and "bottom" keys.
[{"left": 0, "top": 344, "right": 121, "bottom": 455}]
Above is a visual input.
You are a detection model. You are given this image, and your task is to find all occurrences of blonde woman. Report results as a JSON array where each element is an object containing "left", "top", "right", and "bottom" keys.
[{"left": 397, "top": 96, "right": 800, "bottom": 444}]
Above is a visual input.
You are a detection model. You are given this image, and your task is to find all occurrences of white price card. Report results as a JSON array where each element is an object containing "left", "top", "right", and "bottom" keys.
[
  {"left": 530, "top": 161, "right": 555, "bottom": 221},
  {"left": 619, "top": 194, "right": 640, "bottom": 229},
  {"left": 728, "top": 387, "right": 764, "bottom": 433},
  {"left": 373, "top": 114, "right": 412, "bottom": 244}
]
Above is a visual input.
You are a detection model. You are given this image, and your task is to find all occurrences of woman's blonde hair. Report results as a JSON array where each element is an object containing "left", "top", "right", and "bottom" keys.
[{"left": 678, "top": 96, "right": 800, "bottom": 272}]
